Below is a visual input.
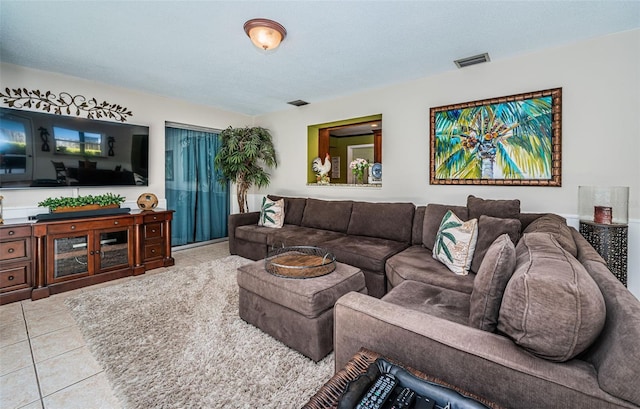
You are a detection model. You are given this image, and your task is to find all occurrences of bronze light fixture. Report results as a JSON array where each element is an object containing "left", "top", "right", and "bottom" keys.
[{"left": 244, "top": 18, "right": 287, "bottom": 51}]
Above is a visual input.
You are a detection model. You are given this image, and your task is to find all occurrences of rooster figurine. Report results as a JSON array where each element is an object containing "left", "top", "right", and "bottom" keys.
[{"left": 312, "top": 153, "right": 331, "bottom": 184}]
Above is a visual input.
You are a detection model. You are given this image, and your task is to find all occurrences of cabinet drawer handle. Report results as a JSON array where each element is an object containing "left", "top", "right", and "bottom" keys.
[
  {"left": 151, "top": 249, "right": 156, "bottom": 253},
  {"left": 90, "top": 250, "right": 95, "bottom": 255},
  {"left": 8, "top": 248, "right": 14, "bottom": 253},
  {"left": 151, "top": 229, "right": 156, "bottom": 233},
  {"left": 71, "top": 225, "right": 76, "bottom": 230},
  {"left": 8, "top": 275, "right": 14, "bottom": 281},
  {"left": 114, "top": 221, "right": 119, "bottom": 225},
  {"left": 8, "top": 230, "right": 15, "bottom": 236},
  {"left": 153, "top": 216, "right": 158, "bottom": 220}
]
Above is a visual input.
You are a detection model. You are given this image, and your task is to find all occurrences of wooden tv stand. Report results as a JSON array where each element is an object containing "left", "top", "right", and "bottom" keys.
[{"left": 0, "top": 209, "right": 174, "bottom": 304}]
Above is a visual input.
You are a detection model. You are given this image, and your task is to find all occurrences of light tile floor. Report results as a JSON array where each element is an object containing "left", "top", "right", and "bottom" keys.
[{"left": 0, "top": 241, "right": 230, "bottom": 409}]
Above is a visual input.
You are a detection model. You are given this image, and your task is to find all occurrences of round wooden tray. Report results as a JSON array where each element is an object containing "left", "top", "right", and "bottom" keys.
[{"left": 265, "top": 246, "right": 336, "bottom": 278}]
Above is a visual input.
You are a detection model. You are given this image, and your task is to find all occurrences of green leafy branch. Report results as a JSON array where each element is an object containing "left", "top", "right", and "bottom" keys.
[
  {"left": 434, "top": 212, "right": 461, "bottom": 263},
  {"left": 38, "top": 193, "right": 125, "bottom": 211},
  {"left": 260, "top": 197, "right": 277, "bottom": 225}
]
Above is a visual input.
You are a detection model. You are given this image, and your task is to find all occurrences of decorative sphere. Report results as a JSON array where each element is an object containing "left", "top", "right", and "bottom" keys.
[{"left": 137, "top": 193, "right": 158, "bottom": 210}]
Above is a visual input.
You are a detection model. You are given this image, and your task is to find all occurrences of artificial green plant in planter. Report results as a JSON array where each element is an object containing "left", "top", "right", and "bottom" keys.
[
  {"left": 214, "top": 126, "right": 278, "bottom": 213},
  {"left": 38, "top": 193, "right": 125, "bottom": 212}
]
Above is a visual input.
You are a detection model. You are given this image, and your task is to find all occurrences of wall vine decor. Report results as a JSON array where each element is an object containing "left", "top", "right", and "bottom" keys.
[{"left": 0, "top": 88, "right": 133, "bottom": 122}]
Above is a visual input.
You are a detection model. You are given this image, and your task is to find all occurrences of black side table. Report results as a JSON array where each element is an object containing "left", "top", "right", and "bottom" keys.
[{"left": 579, "top": 221, "right": 628, "bottom": 287}]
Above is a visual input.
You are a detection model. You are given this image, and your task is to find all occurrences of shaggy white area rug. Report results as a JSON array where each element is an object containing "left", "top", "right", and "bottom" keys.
[{"left": 65, "top": 256, "right": 333, "bottom": 409}]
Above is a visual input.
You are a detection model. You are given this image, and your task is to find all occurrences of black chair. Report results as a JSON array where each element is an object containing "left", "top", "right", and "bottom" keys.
[{"left": 51, "top": 160, "right": 68, "bottom": 184}]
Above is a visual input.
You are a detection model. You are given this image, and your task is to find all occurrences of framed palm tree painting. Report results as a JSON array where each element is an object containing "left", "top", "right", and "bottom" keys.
[{"left": 430, "top": 88, "right": 561, "bottom": 186}]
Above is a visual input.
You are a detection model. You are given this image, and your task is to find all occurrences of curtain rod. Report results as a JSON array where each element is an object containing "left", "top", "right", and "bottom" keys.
[{"left": 165, "top": 121, "right": 222, "bottom": 134}]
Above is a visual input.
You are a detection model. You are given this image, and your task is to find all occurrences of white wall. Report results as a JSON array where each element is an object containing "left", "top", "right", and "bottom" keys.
[
  {"left": 0, "top": 62, "right": 251, "bottom": 214},
  {"left": 1, "top": 30, "right": 638, "bottom": 297},
  {"left": 254, "top": 29, "right": 640, "bottom": 298}
]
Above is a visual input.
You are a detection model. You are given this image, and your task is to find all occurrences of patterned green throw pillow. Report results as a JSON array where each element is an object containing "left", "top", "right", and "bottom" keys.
[
  {"left": 258, "top": 197, "right": 285, "bottom": 228},
  {"left": 433, "top": 210, "right": 479, "bottom": 275}
]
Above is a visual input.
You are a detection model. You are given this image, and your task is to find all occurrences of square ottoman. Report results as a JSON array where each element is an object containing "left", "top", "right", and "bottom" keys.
[{"left": 237, "top": 259, "right": 367, "bottom": 361}]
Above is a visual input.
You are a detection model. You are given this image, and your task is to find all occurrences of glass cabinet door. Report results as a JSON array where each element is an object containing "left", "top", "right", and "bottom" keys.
[
  {"left": 53, "top": 235, "right": 90, "bottom": 279},
  {"left": 97, "top": 229, "right": 129, "bottom": 271}
]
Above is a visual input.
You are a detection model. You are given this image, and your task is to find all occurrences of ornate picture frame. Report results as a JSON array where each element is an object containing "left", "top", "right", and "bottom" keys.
[{"left": 430, "top": 88, "right": 562, "bottom": 186}]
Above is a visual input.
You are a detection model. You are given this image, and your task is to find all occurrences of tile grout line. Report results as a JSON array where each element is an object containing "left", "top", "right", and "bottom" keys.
[{"left": 21, "top": 301, "right": 45, "bottom": 409}]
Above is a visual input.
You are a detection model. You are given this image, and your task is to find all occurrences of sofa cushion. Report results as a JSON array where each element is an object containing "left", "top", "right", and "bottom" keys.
[
  {"left": 522, "top": 213, "right": 577, "bottom": 257},
  {"left": 267, "top": 225, "right": 345, "bottom": 248},
  {"left": 470, "top": 215, "right": 521, "bottom": 273},
  {"left": 519, "top": 212, "right": 547, "bottom": 230},
  {"left": 235, "top": 224, "right": 278, "bottom": 244},
  {"left": 422, "top": 204, "right": 469, "bottom": 251},
  {"left": 267, "top": 195, "right": 307, "bottom": 225},
  {"left": 386, "top": 246, "right": 476, "bottom": 294},
  {"left": 347, "top": 201, "right": 415, "bottom": 243},
  {"left": 301, "top": 198, "right": 353, "bottom": 233},
  {"left": 383, "top": 280, "right": 470, "bottom": 326},
  {"left": 468, "top": 234, "right": 517, "bottom": 332},
  {"left": 577, "top": 260, "right": 640, "bottom": 406},
  {"left": 412, "top": 206, "right": 426, "bottom": 245},
  {"left": 467, "top": 195, "right": 521, "bottom": 220},
  {"left": 258, "top": 197, "right": 284, "bottom": 228},
  {"left": 321, "top": 235, "right": 409, "bottom": 273},
  {"left": 433, "top": 210, "right": 478, "bottom": 275},
  {"left": 498, "top": 232, "right": 606, "bottom": 362}
]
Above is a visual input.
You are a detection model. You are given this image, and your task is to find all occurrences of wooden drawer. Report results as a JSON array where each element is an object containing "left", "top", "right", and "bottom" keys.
[
  {"left": 143, "top": 212, "right": 167, "bottom": 223},
  {"left": 0, "top": 239, "right": 27, "bottom": 261},
  {"left": 0, "top": 225, "right": 31, "bottom": 240},
  {"left": 47, "top": 217, "right": 133, "bottom": 234},
  {"left": 144, "top": 223, "right": 163, "bottom": 240},
  {"left": 144, "top": 243, "right": 164, "bottom": 260},
  {"left": 1, "top": 265, "right": 29, "bottom": 289}
]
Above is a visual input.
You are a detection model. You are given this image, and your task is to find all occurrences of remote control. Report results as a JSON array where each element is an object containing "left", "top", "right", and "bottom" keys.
[
  {"left": 413, "top": 395, "right": 436, "bottom": 409},
  {"left": 389, "top": 387, "right": 416, "bottom": 409},
  {"left": 355, "top": 373, "right": 398, "bottom": 409}
]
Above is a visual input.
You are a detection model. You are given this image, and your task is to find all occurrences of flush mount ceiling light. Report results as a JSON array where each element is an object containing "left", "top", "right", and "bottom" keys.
[{"left": 244, "top": 18, "right": 287, "bottom": 51}]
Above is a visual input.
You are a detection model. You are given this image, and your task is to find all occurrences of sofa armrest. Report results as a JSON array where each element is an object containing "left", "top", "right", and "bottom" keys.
[
  {"left": 333, "top": 292, "right": 622, "bottom": 409},
  {"left": 228, "top": 211, "right": 260, "bottom": 255},
  {"left": 335, "top": 292, "right": 517, "bottom": 371}
]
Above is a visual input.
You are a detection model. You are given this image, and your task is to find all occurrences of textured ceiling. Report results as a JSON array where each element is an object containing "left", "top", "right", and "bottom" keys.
[{"left": 1, "top": 1, "right": 639, "bottom": 116}]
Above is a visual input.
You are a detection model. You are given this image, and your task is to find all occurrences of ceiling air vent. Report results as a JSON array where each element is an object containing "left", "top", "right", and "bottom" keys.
[
  {"left": 454, "top": 53, "right": 490, "bottom": 69},
  {"left": 287, "top": 99, "right": 309, "bottom": 107}
]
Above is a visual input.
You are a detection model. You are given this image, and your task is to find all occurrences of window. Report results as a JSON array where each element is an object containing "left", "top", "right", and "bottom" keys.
[
  {"left": 53, "top": 126, "right": 103, "bottom": 156},
  {"left": 307, "top": 114, "right": 382, "bottom": 185},
  {"left": 0, "top": 113, "right": 32, "bottom": 181}
]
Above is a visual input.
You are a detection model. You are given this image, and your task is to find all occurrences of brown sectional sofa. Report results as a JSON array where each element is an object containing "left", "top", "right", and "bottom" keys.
[
  {"left": 229, "top": 196, "right": 416, "bottom": 297},
  {"left": 229, "top": 195, "right": 640, "bottom": 409}
]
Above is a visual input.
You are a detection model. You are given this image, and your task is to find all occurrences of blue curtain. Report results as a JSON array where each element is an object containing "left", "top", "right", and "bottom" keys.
[{"left": 165, "top": 127, "right": 229, "bottom": 246}]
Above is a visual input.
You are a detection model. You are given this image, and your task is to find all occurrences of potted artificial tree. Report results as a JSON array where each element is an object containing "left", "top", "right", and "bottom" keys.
[{"left": 214, "top": 126, "right": 278, "bottom": 213}]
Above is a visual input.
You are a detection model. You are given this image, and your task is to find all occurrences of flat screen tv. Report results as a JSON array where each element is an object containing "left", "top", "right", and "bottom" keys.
[{"left": 0, "top": 107, "right": 149, "bottom": 188}]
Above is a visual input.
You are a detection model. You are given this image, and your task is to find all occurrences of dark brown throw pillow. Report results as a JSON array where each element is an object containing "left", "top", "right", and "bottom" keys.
[
  {"left": 467, "top": 195, "right": 520, "bottom": 220},
  {"left": 498, "top": 232, "right": 606, "bottom": 362},
  {"left": 469, "top": 234, "right": 517, "bottom": 332},
  {"left": 267, "top": 195, "right": 307, "bottom": 226},
  {"left": 422, "top": 204, "right": 469, "bottom": 251},
  {"left": 470, "top": 215, "right": 521, "bottom": 273},
  {"left": 522, "top": 213, "right": 577, "bottom": 257}
]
